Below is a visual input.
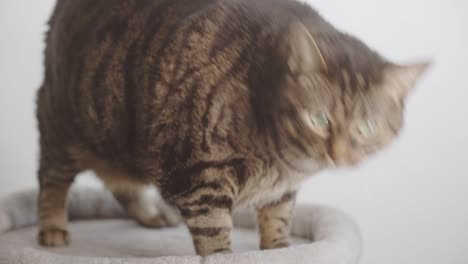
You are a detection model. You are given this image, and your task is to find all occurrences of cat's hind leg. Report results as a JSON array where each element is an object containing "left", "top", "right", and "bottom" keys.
[
  {"left": 86, "top": 155, "right": 181, "bottom": 228},
  {"left": 37, "top": 152, "right": 79, "bottom": 247},
  {"left": 110, "top": 184, "right": 181, "bottom": 228}
]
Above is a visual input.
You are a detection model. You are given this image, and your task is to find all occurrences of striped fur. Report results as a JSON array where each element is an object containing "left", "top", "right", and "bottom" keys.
[
  {"left": 257, "top": 192, "right": 296, "bottom": 249},
  {"left": 36, "top": 0, "right": 428, "bottom": 256}
]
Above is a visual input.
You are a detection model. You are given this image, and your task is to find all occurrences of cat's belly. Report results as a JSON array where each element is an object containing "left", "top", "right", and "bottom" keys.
[
  {"left": 234, "top": 170, "right": 305, "bottom": 208},
  {"left": 233, "top": 159, "right": 324, "bottom": 208}
]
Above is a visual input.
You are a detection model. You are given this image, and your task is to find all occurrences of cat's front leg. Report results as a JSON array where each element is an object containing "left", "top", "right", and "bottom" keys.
[
  {"left": 174, "top": 168, "right": 236, "bottom": 256},
  {"left": 257, "top": 192, "right": 296, "bottom": 250},
  {"left": 183, "top": 205, "right": 233, "bottom": 256}
]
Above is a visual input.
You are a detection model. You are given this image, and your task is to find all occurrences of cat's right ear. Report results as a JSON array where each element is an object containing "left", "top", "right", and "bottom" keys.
[
  {"left": 383, "top": 61, "right": 431, "bottom": 101},
  {"left": 283, "top": 22, "right": 327, "bottom": 74}
]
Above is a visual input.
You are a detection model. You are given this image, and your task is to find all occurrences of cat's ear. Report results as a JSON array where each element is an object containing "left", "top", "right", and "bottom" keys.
[
  {"left": 283, "top": 22, "right": 327, "bottom": 74},
  {"left": 383, "top": 61, "right": 431, "bottom": 100}
]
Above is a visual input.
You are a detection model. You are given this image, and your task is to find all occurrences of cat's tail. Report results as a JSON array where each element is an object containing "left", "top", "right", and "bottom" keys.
[{"left": 0, "top": 187, "right": 126, "bottom": 234}]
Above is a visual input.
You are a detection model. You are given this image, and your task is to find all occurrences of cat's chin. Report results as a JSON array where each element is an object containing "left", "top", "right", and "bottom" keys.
[
  {"left": 330, "top": 158, "right": 362, "bottom": 168},
  {"left": 289, "top": 159, "right": 329, "bottom": 173},
  {"left": 281, "top": 155, "right": 362, "bottom": 172}
]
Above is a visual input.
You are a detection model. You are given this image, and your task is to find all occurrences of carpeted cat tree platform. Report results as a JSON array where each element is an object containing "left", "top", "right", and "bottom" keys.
[{"left": 0, "top": 187, "right": 361, "bottom": 264}]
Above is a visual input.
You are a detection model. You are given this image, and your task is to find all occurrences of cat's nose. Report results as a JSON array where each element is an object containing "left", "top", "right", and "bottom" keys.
[
  {"left": 330, "top": 139, "right": 351, "bottom": 166},
  {"left": 330, "top": 139, "right": 347, "bottom": 158}
]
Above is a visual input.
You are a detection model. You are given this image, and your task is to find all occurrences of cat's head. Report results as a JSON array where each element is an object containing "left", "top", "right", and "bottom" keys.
[{"left": 274, "top": 22, "right": 430, "bottom": 168}]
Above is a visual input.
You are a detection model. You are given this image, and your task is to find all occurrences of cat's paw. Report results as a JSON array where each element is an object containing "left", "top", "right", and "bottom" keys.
[
  {"left": 38, "top": 228, "right": 70, "bottom": 247},
  {"left": 138, "top": 214, "right": 179, "bottom": 229},
  {"left": 260, "top": 241, "right": 290, "bottom": 250}
]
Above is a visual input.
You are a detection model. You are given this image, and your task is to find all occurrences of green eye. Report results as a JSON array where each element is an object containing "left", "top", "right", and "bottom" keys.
[
  {"left": 359, "top": 120, "right": 377, "bottom": 138},
  {"left": 309, "top": 112, "right": 329, "bottom": 128}
]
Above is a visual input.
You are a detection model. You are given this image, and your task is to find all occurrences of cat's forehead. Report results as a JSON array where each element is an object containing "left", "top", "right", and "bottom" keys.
[
  {"left": 348, "top": 86, "right": 399, "bottom": 117},
  {"left": 288, "top": 66, "right": 394, "bottom": 115},
  {"left": 327, "top": 75, "right": 395, "bottom": 115},
  {"left": 297, "top": 70, "right": 374, "bottom": 96}
]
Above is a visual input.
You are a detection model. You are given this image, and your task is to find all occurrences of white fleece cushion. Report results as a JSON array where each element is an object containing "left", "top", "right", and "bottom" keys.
[{"left": 0, "top": 187, "right": 362, "bottom": 264}]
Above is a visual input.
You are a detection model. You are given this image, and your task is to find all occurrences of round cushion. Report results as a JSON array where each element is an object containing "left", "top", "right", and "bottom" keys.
[{"left": 0, "top": 187, "right": 361, "bottom": 264}]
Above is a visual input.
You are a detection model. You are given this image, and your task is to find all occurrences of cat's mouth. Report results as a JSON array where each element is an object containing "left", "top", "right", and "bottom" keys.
[
  {"left": 328, "top": 140, "right": 361, "bottom": 167},
  {"left": 328, "top": 155, "right": 361, "bottom": 167}
]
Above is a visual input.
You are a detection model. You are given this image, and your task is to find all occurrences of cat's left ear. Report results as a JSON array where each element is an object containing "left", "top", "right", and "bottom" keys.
[
  {"left": 282, "top": 22, "right": 327, "bottom": 74},
  {"left": 383, "top": 61, "right": 431, "bottom": 100}
]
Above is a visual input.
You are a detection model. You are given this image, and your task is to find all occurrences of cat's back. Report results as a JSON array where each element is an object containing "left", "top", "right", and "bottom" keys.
[
  {"left": 45, "top": 0, "right": 325, "bottom": 98},
  {"left": 45, "top": 0, "right": 226, "bottom": 97}
]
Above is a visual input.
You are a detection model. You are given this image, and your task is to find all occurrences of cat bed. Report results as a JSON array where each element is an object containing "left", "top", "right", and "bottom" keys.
[{"left": 0, "top": 187, "right": 361, "bottom": 264}]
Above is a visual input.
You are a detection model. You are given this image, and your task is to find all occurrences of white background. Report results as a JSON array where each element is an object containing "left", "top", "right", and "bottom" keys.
[{"left": 1, "top": 1, "right": 467, "bottom": 263}]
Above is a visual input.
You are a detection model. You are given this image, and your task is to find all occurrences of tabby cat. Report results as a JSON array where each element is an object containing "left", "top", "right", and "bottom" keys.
[{"left": 36, "top": 0, "right": 429, "bottom": 256}]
